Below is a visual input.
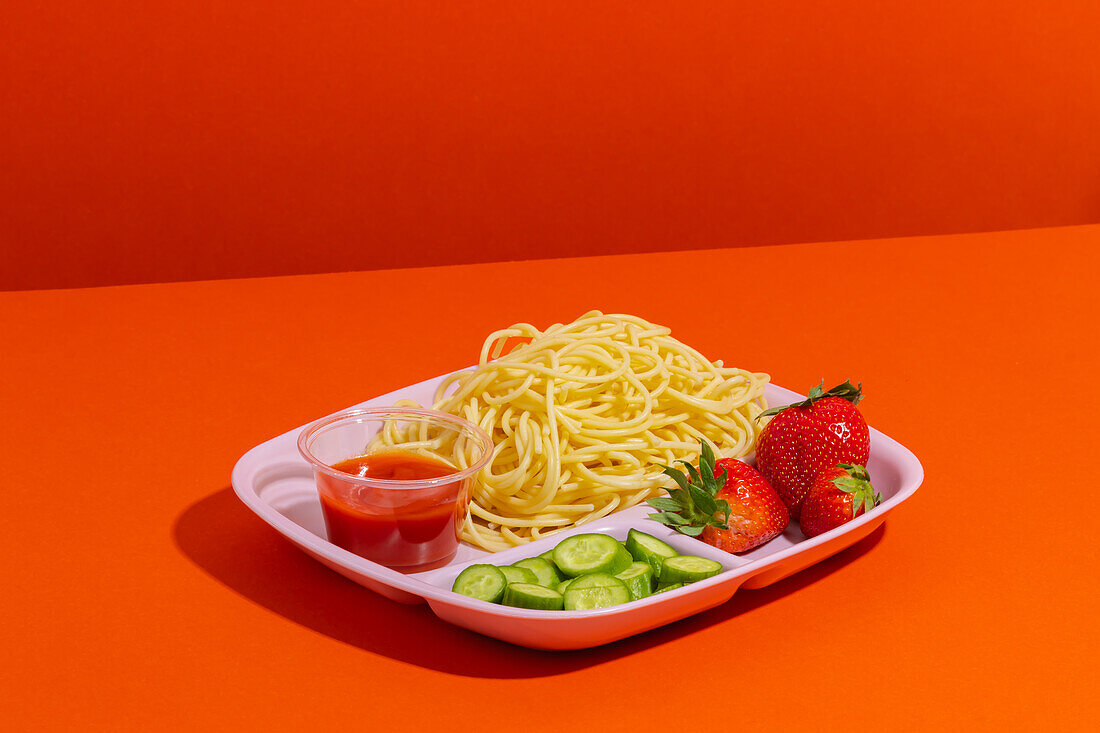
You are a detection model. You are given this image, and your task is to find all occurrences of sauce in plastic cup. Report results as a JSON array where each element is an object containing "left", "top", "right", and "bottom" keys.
[{"left": 297, "top": 407, "right": 493, "bottom": 572}]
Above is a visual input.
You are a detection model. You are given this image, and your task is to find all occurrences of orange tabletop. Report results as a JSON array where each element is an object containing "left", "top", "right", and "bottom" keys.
[{"left": 4, "top": 225, "right": 1099, "bottom": 730}]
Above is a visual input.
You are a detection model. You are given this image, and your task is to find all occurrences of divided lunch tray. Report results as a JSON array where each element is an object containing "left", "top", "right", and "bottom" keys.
[{"left": 231, "top": 373, "right": 923, "bottom": 650}]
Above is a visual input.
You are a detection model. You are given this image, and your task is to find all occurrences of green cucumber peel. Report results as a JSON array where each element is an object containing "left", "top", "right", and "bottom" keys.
[
  {"left": 451, "top": 564, "right": 507, "bottom": 603},
  {"left": 500, "top": 565, "right": 538, "bottom": 585},
  {"left": 513, "top": 557, "right": 562, "bottom": 586}
]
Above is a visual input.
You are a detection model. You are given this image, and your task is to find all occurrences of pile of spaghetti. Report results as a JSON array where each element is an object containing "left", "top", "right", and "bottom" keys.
[{"left": 393, "top": 311, "right": 769, "bottom": 551}]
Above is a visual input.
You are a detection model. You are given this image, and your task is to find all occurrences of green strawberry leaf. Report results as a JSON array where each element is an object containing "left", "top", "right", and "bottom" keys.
[
  {"left": 700, "top": 441, "right": 717, "bottom": 478},
  {"left": 689, "top": 485, "right": 718, "bottom": 516},
  {"left": 713, "top": 465, "right": 729, "bottom": 494},
  {"left": 678, "top": 459, "right": 701, "bottom": 485},
  {"left": 756, "top": 379, "right": 865, "bottom": 419},
  {"left": 832, "top": 477, "right": 861, "bottom": 493},
  {"left": 838, "top": 463, "right": 871, "bottom": 480},
  {"left": 647, "top": 441, "right": 737, "bottom": 538},
  {"left": 648, "top": 512, "right": 683, "bottom": 527},
  {"left": 833, "top": 380, "right": 865, "bottom": 407},
  {"left": 662, "top": 465, "right": 692, "bottom": 493},
  {"left": 830, "top": 464, "right": 879, "bottom": 517},
  {"left": 646, "top": 497, "right": 683, "bottom": 512},
  {"left": 667, "top": 487, "right": 690, "bottom": 507}
]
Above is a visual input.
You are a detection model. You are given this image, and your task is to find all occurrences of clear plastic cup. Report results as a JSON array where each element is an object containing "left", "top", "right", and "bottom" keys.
[{"left": 297, "top": 407, "right": 493, "bottom": 572}]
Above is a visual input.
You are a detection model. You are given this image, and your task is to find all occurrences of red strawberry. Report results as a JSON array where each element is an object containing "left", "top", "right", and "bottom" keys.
[
  {"left": 647, "top": 442, "right": 789, "bottom": 553},
  {"left": 799, "top": 463, "right": 882, "bottom": 538},
  {"left": 754, "top": 380, "right": 870, "bottom": 519}
]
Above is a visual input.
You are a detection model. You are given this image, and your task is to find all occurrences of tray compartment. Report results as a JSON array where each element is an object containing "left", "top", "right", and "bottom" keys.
[{"left": 419, "top": 509, "right": 754, "bottom": 592}]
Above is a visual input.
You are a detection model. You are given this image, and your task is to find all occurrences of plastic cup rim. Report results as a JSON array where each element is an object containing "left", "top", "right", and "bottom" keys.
[{"left": 296, "top": 406, "right": 494, "bottom": 488}]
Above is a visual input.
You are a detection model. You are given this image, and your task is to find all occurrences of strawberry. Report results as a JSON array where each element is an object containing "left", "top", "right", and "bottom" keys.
[
  {"left": 799, "top": 463, "right": 882, "bottom": 538},
  {"left": 647, "top": 442, "right": 789, "bottom": 553},
  {"left": 754, "top": 380, "right": 870, "bottom": 519}
]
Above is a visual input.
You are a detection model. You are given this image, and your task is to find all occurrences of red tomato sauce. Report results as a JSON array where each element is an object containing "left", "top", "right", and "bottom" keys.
[{"left": 317, "top": 451, "right": 466, "bottom": 571}]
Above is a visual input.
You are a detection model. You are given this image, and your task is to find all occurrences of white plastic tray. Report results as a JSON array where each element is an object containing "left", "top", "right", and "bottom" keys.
[{"left": 231, "top": 373, "right": 923, "bottom": 649}]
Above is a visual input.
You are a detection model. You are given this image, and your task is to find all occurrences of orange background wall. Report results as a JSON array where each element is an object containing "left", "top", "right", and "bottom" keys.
[{"left": 3, "top": 1, "right": 1099, "bottom": 291}]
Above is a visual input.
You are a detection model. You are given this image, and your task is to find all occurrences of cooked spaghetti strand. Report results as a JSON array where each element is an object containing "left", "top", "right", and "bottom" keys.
[{"left": 381, "top": 312, "right": 768, "bottom": 550}]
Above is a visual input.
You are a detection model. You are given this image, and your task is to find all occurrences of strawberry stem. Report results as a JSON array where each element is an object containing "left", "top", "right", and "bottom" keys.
[
  {"left": 832, "top": 463, "right": 882, "bottom": 516},
  {"left": 646, "top": 441, "right": 732, "bottom": 536},
  {"left": 756, "top": 380, "right": 864, "bottom": 420}
]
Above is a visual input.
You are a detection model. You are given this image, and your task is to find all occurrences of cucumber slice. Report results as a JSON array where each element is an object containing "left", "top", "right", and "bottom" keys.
[
  {"left": 616, "top": 562, "right": 655, "bottom": 600},
  {"left": 567, "top": 572, "right": 623, "bottom": 590},
  {"left": 626, "top": 529, "right": 679, "bottom": 578},
  {"left": 553, "top": 534, "right": 632, "bottom": 577},
  {"left": 513, "top": 557, "right": 564, "bottom": 587},
  {"left": 555, "top": 578, "right": 575, "bottom": 594},
  {"left": 660, "top": 555, "right": 723, "bottom": 584},
  {"left": 654, "top": 582, "right": 685, "bottom": 594},
  {"left": 563, "top": 576, "right": 632, "bottom": 610},
  {"left": 502, "top": 583, "right": 565, "bottom": 610},
  {"left": 451, "top": 564, "right": 507, "bottom": 603},
  {"left": 500, "top": 565, "right": 538, "bottom": 585},
  {"left": 538, "top": 549, "right": 565, "bottom": 575}
]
